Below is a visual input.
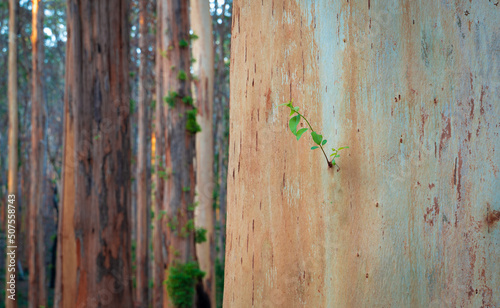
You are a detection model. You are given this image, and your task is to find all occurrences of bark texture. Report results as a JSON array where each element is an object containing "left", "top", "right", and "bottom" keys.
[
  {"left": 55, "top": 1, "right": 133, "bottom": 307},
  {"left": 136, "top": 0, "right": 151, "bottom": 306},
  {"left": 154, "top": 0, "right": 200, "bottom": 307},
  {"left": 191, "top": 0, "right": 215, "bottom": 306},
  {"left": 225, "top": 1, "right": 500, "bottom": 307},
  {"left": 28, "top": 1, "right": 47, "bottom": 307},
  {"left": 6, "top": 0, "right": 18, "bottom": 307}
]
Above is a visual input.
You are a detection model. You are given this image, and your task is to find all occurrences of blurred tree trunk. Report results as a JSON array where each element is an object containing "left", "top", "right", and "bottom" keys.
[
  {"left": 191, "top": 0, "right": 215, "bottom": 306},
  {"left": 28, "top": 1, "right": 46, "bottom": 307},
  {"left": 212, "top": 1, "right": 230, "bottom": 267},
  {"left": 154, "top": 0, "right": 204, "bottom": 307},
  {"left": 225, "top": 0, "right": 500, "bottom": 307},
  {"left": 6, "top": 0, "right": 18, "bottom": 307},
  {"left": 136, "top": 0, "right": 151, "bottom": 306},
  {"left": 55, "top": 1, "right": 133, "bottom": 307}
]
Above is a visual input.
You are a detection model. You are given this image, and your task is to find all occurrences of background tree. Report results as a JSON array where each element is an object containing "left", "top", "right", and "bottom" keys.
[
  {"left": 135, "top": 0, "right": 152, "bottom": 306},
  {"left": 154, "top": 0, "right": 206, "bottom": 307},
  {"left": 28, "top": 0, "right": 46, "bottom": 307},
  {"left": 210, "top": 2, "right": 232, "bottom": 305},
  {"left": 224, "top": 0, "right": 500, "bottom": 307},
  {"left": 5, "top": 0, "right": 18, "bottom": 307},
  {"left": 55, "top": 0, "right": 133, "bottom": 307},
  {"left": 191, "top": 0, "right": 215, "bottom": 306}
]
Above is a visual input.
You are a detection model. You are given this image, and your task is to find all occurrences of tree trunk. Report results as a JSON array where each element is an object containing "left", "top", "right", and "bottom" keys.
[
  {"left": 28, "top": 1, "right": 46, "bottom": 307},
  {"left": 136, "top": 0, "right": 151, "bottom": 306},
  {"left": 55, "top": 1, "right": 133, "bottom": 307},
  {"left": 225, "top": 1, "right": 500, "bottom": 307},
  {"left": 191, "top": 0, "right": 215, "bottom": 306},
  {"left": 6, "top": 0, "right": 18, "bottom": 307},
  {"left": 154, "top": 0, "right": 201, "bottom": 307}
]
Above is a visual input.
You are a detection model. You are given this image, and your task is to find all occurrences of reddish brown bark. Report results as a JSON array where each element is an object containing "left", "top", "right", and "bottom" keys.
[
  {"left": 56, "top": 1, "right": 133, "bottom": 307},
  {"left": 28, "top": 1, "right": 47, "bottom": 307},
  {"left": 154, "top": 0, "right": 201, "bottom": 307},
  {"left": 136, "top": 0, "right": 151, "bottom": 306},
  {"left": 6, "top": 0, "right": 18, "bottom": 307}
]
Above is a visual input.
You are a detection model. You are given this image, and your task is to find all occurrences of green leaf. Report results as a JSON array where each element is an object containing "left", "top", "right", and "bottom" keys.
[
  {"left": 296, "top": 128, "right": 308, "bottom": 140},
  {"left": 321, "top": 139, "right": 327, "bottom": 146},
  {"left": 289, "top": 115, "right": 301, "bottom": 135},
  {"left": 311, "top": 146, "right": 319, "bottom": 150},
  {"left": 279, "top": 102, "right": 292, "bottom": 108},
  {"left": 338, "top": 146, "right": 349, "bottom": 150},
  {"left": 311, "top": 131, "right": 323, "bottom": 145},
  {"left": 335, "top": 155, "right": 340, "bottom": 157},
  {"left": 289, "top": 109, "right": 296, "bottom": 116}
]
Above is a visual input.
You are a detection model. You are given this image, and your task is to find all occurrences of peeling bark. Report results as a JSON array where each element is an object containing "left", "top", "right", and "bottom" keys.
[
  {"left": 56, "top": 1, "right": 133, "bottom": 307},
  {"left": 154, "top": 0, "right": 199, "bottom": 307},
  {"left": 28, "top": 1, "right": 47, "bottom": 307}
]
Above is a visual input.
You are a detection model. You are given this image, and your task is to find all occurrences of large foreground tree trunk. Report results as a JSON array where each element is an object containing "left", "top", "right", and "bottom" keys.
[
  {"left": 191, "top": 0, "right": 215, "bottom": 306},
  {"left": 55, "top": 1, "right": 133, "bottom": 307},
  {"left": 225, "top": 1, "right": 500, "bottom": 307},
  {"left": 28, "top": 1, "right": 46, "bottom": 307},
  {"left": 6, "top": 0, "right": 18, "bottom": 308}
]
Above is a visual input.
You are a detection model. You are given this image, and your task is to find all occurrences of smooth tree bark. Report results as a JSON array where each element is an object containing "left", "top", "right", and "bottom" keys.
[
  {"left": 154, "top": 0, "right": 205, "bottom": 307},
  {"left": 55, "top": 1, "right": 133, "bottom": 307},
  {"left": 225, "top": 0, "right": 500, "bottom": 307},
  {"left": 28, "top": 1, "right": 47, "bottom": 307},
  {"left": 136, "top": 0, "right": 151, "bottom": 306},
  {"left": 191, "top": 0, "right": 215, "bottom": 306},
  {"left": 6, "top": 0, "right": 18, "bottom": 307}
]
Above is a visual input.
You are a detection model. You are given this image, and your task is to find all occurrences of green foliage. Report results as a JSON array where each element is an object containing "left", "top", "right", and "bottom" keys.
[
  {"left": 180, "top": 219, "right": 196, "bottom": 238},
  {"left": 188, "top": 201, "right": 199, "bottom": 211},
  {"left": 158, "top": 169, "right": 169, "bottom": 180},
  {"left": 329, "top": 146, "right": 349, "bottom": 166},
  {"left": 165, "top": 261, "right": 205, "bottom": 308},
  {"left": 177, "top": 70, "right": 188, "bottom": 81},
  {"left": 189, "top": 33, "right": 199, "bottom": 40},
  {"left": 130, "top": 98, "right": 136, "bottom": 113},
  {"left": 195, "top": 228, "right": 207, "bottom": 243},
  {"left": 280, "top": 100, "right": 348, "bottom": 168},
  {"left": 186, "top": 109, "right": 202, "bottom": 134},
  {"left": 167, "top": 215, "right": 178, "bottom": 230},
  {"left": 164, "top": 91, "right": 179, "bottom": 108},
  {"left": 182, "top": 96, "right": 194, "bottom": 105},
  {"left": 179, "top": 39, "right": 189, "bottom": 48},
  {"left": 182, "top": 186, "right": 191, "bottom": 192}
]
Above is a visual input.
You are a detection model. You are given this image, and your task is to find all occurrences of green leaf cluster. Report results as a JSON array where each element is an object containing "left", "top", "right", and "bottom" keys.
[
  {"left": 179, "top": 39, "right": 189, "bottom": 48},
  {"left": 182, "top": 96, "right": 194, "bottom": 105},
  {"left": 195, "top": 228, "right": 207, "bottom": 244},
  {"left": 329, "top": 146, "right": 349, "bottom": 166},
  {"left": 280, "top": 100, "right": 348, "bottom": 168},
  {"left": 177, "top": 70, "right": 188, "bottom": 81},
  {"left": 164, "top": 91, "right": 179, "bottom": 107},
  {"left": 186, "top": 109, "right": 202, "bottom": 134},
  {"left": 165, "top": 261, "right": 205, "bottom": 308}
]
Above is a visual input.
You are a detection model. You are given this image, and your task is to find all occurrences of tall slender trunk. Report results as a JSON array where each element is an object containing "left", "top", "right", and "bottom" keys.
[
  {"left": 28, "top": 1, "right": 46, "bottom": 307},
  {"left": 55, "top": 1, "right": 133, "bottom": 307},
  {"left": 6, "top": 0, "right": 18, "bottom": 307},
  {"left": 191, "top": 0, "right": 215, "bottom": 306},
  {"left": 136, "top": 0, "right": 151, "bottom": 306},
  {"left": 154, "top": 0, "right": 202, "bottom": 307}
]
